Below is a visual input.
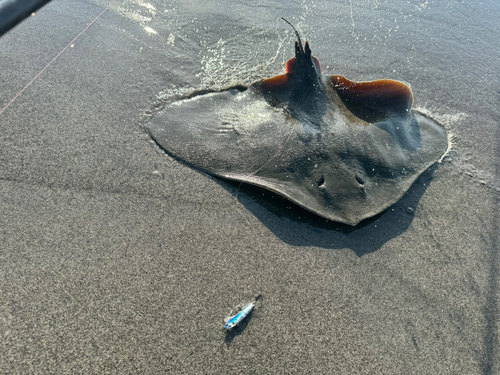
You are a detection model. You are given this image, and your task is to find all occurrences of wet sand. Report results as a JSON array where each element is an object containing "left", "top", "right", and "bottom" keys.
[{"left": 1, "top": 0, "right": 499, "bottom": 373}]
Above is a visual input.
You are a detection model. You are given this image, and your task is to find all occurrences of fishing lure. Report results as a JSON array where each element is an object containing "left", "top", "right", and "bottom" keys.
[{"left": 223, "top": 294, "right": 262, "bottom": 330}]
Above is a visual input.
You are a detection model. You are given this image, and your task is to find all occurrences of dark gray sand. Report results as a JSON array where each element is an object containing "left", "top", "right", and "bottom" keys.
[{"left": 1, "top": 0, "right": 499, "bottom": 373}]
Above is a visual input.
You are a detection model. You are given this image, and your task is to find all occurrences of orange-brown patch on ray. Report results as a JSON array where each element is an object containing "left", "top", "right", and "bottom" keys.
[{"left": 331, "top": 75, "right": 414, "bottom": 123}]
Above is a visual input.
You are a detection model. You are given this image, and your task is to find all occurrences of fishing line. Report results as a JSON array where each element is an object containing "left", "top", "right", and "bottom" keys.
[
  {"left": 0, "top": 0, "right": 117, "bottom": 116},
  {"left": 233, "top": 113, "right": 297, "bottom": 199},
  {"left": 233, "top": 18, "right": 306, "bottom": 200},
  {"left": 235, "top": 17, "right": 308, "bottom": 199}
]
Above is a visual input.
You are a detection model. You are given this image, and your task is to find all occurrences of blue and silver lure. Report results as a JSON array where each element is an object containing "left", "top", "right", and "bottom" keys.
[{"left": 223, "top": 294, "right": 261, "bottom": 330}]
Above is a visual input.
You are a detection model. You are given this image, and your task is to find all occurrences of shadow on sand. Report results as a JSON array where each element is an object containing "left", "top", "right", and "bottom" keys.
[
  {"left": 224, "top": 308, "right": 256, "bottom": 346},
  {"left": 216, "top": 164, "right": 438, "bottom": 257}
]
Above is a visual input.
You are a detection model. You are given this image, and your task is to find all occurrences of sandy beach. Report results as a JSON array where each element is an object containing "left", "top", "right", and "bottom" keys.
[{"left": 1, "top": 0, "right": 499, "bottom": 373}]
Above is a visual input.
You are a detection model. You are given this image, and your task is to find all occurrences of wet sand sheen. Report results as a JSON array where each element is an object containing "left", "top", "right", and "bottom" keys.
[{"left": 0, "top": 0, "right": 499, "bottom": 373}]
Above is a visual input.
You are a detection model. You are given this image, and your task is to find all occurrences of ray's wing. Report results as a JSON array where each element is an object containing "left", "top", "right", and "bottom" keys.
[{"left": 146, "top": 33, "right": 449, "bottom": 226}]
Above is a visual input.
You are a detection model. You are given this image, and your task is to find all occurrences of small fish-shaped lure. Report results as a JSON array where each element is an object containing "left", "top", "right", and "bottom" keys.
[{"left": 223, "top": 294, "right": 261, "bottom": 330}]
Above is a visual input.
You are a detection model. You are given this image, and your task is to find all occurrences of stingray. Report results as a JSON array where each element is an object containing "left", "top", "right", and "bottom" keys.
[{"left": 147, "top": 20, "right": 448, "bottom": 226}]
